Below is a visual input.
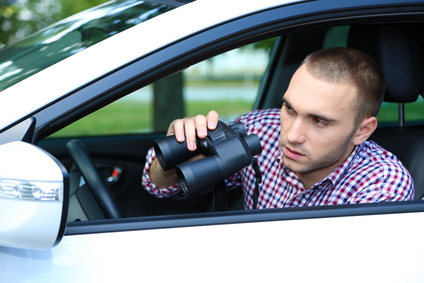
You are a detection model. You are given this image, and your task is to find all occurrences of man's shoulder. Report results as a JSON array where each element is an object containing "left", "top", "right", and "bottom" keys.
[
  {"left": 355, "top": 140, "right": 408, "bottom": 173},
  {"left": 348, "top": 140, "right": 415, "bottom": 201},
  {"left": 359, "top": 140, "right": 396, "bottom": 159}
]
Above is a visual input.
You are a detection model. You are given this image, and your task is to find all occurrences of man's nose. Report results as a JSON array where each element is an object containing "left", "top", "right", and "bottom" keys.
[{"left": 286, "top": 118, "right": 306, "bottom": 144}]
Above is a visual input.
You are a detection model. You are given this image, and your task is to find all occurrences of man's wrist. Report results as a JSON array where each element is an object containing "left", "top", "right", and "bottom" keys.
[{"left": 149, "top": 158, "right": 179, "bottom": 189}]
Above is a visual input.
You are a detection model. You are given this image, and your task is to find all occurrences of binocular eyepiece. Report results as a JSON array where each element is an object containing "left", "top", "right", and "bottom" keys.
[{"left": 153, "top": 121, "right": 262, "bottom": 196}]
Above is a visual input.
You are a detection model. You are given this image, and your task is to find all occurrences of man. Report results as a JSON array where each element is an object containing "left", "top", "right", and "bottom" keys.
[{"left": 142, "top": 47, "right": 414, "bottom": 209}]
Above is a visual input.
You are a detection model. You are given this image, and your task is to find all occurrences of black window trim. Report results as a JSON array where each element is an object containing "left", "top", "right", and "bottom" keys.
[{"left": 66, "top": 200, "right": 424, "bottom": 235}]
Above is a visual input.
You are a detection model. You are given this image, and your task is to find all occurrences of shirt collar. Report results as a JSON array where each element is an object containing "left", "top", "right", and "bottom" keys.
[
  {"left": 278, "top": 156, "right": 305, "bottom": 190},
  {"left": 326, "top": 143, "right": 362, "bottom": 185}
]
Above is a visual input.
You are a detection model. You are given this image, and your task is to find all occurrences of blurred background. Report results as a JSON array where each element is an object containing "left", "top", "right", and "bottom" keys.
[{"left": 0, "top": 0, "right": 107, "bottom": 46}]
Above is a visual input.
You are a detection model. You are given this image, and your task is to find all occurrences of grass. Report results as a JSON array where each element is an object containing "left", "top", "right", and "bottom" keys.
[{"left": 52, "top": 99, "right": 254, "bottom": 137}]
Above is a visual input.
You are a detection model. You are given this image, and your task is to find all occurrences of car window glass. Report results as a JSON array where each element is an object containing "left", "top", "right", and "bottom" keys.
[
  {"left": 323, "top": 25, "right": 349, "bottom": 48},
  {"left": 405, "top": 96, "right": 424, "bottom": 122},
  {"left": 0, "top": 1, "right": 174, "bottom": 92},
  {"left": 52, "top": 39, "right": 275, "bottom": 137}
]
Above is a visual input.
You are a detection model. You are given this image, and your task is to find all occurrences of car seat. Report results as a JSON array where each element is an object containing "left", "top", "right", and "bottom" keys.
[{"left": 347, "top": 24, "right": 424, "bottom": 200}]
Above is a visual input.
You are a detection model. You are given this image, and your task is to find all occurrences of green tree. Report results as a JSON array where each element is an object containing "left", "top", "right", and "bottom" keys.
[
  {"left": 153, "top": 72, "right": 185, "bottom": 132},
  {"left": 0, "top": 0, "right": 107, "bottom": 46}
]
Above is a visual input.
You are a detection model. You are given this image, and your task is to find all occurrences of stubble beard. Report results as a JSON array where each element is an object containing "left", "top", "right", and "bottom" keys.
[{"left": 283, "top": 128, "right": 356, "bottom": 175}]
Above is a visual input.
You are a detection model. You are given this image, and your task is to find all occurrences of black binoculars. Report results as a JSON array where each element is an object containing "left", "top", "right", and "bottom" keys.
[{"left": 153, "top": 121, "right": 262, "bottom": 196}]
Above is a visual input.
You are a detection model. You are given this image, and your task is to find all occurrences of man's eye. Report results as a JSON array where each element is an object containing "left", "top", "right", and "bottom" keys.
[
  {"left": 283, "top": 103, "right": 295, "bottom": 113},
  {"left": 312, "top": 118, "right": 327, "bottom": 127}
]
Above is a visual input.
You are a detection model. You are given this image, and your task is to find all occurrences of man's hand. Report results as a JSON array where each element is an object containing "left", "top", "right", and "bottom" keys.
[
  {"left": 149, "top": 111, "right": 219, "bottom": 188},
  {"left": 168, "top": 110, "right": 219, "bottom": 151}
]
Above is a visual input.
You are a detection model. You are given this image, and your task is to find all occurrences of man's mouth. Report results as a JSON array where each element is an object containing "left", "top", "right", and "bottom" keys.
[{"left": 283, "top": 145, "right": 305, "bottom": 160}]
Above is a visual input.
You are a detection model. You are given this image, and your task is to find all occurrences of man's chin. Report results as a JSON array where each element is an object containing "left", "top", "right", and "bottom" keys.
[{"left": 283, "top": 157, "right": 306, "bottom": 174}]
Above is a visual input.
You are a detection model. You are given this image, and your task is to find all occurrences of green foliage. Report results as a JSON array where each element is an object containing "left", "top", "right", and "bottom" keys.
[
  {"left": 250, "top": 37, "right": 276, "bottom": 53},
  {"left": 0, "top": 0, "right": 108, "bottom": 46},
  {"left": 59, "top": 0, "right": 109, "bottom": 18}
]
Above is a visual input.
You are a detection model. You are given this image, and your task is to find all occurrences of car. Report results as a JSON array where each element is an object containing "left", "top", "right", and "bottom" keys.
[{"left": 1, "top": 0, "right": 424, "bottom": 281}]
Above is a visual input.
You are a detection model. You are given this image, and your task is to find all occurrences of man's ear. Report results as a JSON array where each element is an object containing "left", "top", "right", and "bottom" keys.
[{"left": 352, "top": 117, "right": 378, "bottom": 145}]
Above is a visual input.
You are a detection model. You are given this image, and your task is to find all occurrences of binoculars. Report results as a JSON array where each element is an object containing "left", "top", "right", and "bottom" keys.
[{"left": 153, "top": 121, "right": 262, "bottom": 196}]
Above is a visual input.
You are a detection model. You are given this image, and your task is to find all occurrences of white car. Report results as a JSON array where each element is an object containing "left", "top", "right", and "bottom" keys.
[{"left": 1, "top": 0, "right": 424, "bottom": 282}]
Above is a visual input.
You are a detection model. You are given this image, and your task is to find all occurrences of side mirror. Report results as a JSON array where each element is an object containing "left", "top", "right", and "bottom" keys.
[{"left": 0, "top": 141, "right": 68, "bottom": 250}]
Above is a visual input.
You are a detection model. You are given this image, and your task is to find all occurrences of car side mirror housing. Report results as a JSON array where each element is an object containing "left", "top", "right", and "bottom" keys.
[{"left": 0, "top": 141, "right": 68, "bottom": 250}]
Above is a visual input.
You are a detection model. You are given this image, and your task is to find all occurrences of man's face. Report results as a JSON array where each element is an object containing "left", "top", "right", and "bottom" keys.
[{"left": 280, "top": 65, "right": 359, "bottom": 185}]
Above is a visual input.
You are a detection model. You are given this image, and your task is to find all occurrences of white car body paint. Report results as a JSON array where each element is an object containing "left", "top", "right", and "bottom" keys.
[{"left": 1, "top": 211, "right": 424, "bottom": 282}]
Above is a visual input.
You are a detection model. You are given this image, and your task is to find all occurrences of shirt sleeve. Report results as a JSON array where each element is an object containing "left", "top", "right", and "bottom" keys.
[{"left": 141, "top": 147, "right": 187, "bottom": 199}]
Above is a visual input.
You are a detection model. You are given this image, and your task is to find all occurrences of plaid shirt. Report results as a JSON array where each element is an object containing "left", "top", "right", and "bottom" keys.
[{"left": 142, "top": 108, "right": 414, "bottom": 209}]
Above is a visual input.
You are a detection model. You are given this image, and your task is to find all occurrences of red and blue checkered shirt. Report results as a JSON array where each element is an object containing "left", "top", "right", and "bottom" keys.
[{"left": 142, "top": 108, "right": 414, "bottom": 209}]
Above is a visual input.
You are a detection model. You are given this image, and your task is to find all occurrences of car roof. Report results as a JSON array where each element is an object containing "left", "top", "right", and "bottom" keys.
[{"left": 0, "top": 0, "right": 303, "bottom": 132}]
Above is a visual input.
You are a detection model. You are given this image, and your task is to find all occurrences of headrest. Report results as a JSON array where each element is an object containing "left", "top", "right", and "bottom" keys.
[{"left": 347, "top": 24, "right": 424, "bottom": 103}]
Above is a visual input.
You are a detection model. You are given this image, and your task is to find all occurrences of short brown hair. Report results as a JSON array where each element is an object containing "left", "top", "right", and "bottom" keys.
[{"left": 301, "top": 47, "right": 386, "bottom": 126}]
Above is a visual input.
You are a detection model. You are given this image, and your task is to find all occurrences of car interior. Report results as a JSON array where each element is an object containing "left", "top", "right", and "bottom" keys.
[
  {"left": 38, "top": 21, "right": 424, "bottom": 221},
  {"left": 259, "top": 23, "right": 424, "bottom": 200},
  {"left": 348, "top": 24, "right": 424, "bottom": 200}
]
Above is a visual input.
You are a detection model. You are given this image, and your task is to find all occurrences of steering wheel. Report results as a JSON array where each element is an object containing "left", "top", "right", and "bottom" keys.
[{"left": 66, "top": 139, "right": 124, "bottom": 219}]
